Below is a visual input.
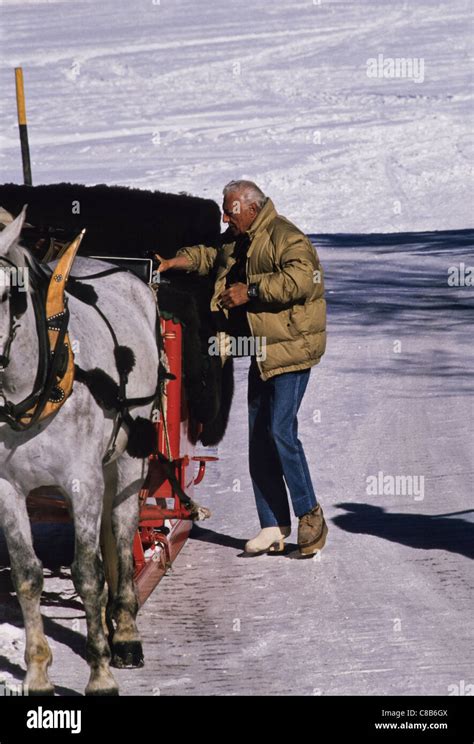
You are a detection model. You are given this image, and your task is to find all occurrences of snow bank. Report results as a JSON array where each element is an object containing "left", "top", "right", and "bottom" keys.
[{"left": 0, "top": 0, "right": 472, "bottom": 231}]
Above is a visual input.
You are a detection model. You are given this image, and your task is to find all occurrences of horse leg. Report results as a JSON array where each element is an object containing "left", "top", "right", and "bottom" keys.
[
  {"left": 100, "top": 462, "right": 119, "bottom": 640},
  {"left": 68, "top": 474, "right": 118, "bottom": 695},
  {"left": 103, "top": 457, "right": 144, "bottom": 669},
  {"left": 0, "top": 480, "right": 53, "bottom": 694}
]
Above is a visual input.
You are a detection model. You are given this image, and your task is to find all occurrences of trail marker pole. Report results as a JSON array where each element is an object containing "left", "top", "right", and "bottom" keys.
[{"left": 15, "top": 67, "right": 32, "bottom": 186}]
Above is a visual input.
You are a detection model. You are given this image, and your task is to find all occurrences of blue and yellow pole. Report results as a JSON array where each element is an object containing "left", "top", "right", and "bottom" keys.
[{"left": 15, "top": 67, "right": 32, "bottom": 185}]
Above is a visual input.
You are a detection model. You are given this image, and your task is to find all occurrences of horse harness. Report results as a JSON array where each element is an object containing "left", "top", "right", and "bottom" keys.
[
  {"left": 0, "top": 235, "right": 195, "bottom": 511},
  {"left": 0, "top": 231, "right": 84, "bottom": 430}
]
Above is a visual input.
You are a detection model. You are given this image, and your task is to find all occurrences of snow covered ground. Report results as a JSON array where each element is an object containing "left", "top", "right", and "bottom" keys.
[
  {"left": 0, "top": 0, "right": 472, "bottom": 698},
  {"left": 0, "top": 230, "right": 472, "bottom": 696},
  {"left": 0, "top": 0, "right": 473, "bottom": 232}
]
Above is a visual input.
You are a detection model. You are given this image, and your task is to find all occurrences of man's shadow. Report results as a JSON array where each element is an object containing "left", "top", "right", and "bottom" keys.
[
  {"left": 190, "top": 523, "right": 247, "bottom": 551},
  {"left": 333, "top": 503, "right": 474, "bottom": 560},
  {"left": 190, "top": 524, "right": 303, "bottom": 556}
]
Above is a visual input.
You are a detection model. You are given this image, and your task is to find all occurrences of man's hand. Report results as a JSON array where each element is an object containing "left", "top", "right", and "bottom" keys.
[
  {"left": 154, "top": 253, "right": 192, "bottom": 272},
  {"left": 218, "top": 283, "right": 249, "bottom": 309}
]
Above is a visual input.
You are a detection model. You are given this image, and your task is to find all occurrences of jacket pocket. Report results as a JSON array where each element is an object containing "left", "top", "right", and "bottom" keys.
[{"left": 288, "top": 304, "right": 307, "bottom": 335}]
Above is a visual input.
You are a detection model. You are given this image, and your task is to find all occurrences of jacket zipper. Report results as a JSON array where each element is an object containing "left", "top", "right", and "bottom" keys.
[{"left": 245, "top": 254, "right": 262, "bottom": 376}]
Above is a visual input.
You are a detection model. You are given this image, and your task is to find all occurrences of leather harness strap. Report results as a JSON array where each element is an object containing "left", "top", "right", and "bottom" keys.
[{"left": 0, "top": 231, "right": 84, "bottom": 430}]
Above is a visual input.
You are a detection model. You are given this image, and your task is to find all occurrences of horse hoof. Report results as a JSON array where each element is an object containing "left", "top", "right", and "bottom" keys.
[
  {"left": 111, "top": 641, "right": 144, "bottom": 669},
  {"left": 85, "top": 688, "right": 119, "bottom": 696},
  {"left": 28, "top": 687, "right": 55, "bottom": 696}
]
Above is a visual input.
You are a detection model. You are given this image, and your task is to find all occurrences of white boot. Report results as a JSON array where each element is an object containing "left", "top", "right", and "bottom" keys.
[{"left": 244, "top": 526, "right": 291, "bottom": 554}]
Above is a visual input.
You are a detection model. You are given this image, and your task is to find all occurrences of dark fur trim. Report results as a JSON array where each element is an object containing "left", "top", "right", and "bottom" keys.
[
  {"left": 199, "top": 357, "right": 234, "bottom": 446},
  {"left": 0, "top": 182, "right": 221, "bottom": 259},
  {"left": 74, "top": 366, "right": 119, "bottom": 410},
  {"left": 125, "top": 416, "right": 156, "bottom": 458},
  {"left": 158, "top": 283, "right": 222, "bottom": 424},
  {"left": 114, "top": 345, "right": 135, "bottom": 376}
]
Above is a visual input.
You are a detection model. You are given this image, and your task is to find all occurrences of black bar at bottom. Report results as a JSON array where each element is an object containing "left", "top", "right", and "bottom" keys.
[{"left": 0, "top": 695, "right": 472, "bottom": 742}]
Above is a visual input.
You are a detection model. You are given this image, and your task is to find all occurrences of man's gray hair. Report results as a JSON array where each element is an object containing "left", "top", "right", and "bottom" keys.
[{"left": 223, "top": 180, "right": 267, "bottom": 211}]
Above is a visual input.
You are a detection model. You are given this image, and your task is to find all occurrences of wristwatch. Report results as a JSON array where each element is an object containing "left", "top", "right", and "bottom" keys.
[{"left": 247, "top": 283, "right": 259, "bottom": 299}]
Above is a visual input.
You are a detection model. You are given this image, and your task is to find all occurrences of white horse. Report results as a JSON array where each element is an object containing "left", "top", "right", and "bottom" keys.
[{"left": 0, "top": 209, "right": 160, "bottom": 695}]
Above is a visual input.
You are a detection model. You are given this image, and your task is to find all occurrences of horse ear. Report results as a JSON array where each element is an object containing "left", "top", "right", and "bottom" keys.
[{"left": 0, "top": 204, "right": 27, "bottom": 257}]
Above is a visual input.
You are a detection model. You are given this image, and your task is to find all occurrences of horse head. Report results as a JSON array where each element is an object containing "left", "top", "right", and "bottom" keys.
[{"left": 0, "top": 206, "right": 35, "bottom": 403}]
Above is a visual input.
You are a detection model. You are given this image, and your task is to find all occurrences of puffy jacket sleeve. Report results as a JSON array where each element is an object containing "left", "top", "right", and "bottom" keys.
[
  {"left": 175, "top": 245, "right": 218, "bottom": 276},
  {"left": 257, "top": 235, "right": 318, "bottom": 303}
]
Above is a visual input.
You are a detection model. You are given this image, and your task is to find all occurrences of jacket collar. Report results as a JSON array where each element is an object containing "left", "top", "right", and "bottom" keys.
[{"left": 245, "top": 197, "right": 277, "bottom": 241}]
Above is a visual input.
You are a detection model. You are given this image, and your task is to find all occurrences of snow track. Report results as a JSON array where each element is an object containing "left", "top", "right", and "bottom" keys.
[
  {"left": 0, "top": 0, "right": 472, "bottom": 232},
  {"left": 0, "top": 231, "right": 472, "bottom": 695}
]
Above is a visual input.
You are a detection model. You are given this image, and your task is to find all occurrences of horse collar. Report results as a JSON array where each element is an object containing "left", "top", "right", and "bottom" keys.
[{"left": 0, "top": 230, "right": 85, "bottom": 430}]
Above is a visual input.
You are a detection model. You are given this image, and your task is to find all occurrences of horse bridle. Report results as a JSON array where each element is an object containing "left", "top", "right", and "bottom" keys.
[
  {"left": 0, "top": 257, "right": 27, "bottom": 404},
  {"left": 0, "top": 255, "right": 51, "bottom": 428},
  {"left": 0, "top": 255, "right": 162, "bottom": 434}
]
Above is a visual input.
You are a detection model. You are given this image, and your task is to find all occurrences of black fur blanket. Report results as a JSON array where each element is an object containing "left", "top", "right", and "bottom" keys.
[{"left": 0, "top": 182, "right": 221, "bottom": 258}]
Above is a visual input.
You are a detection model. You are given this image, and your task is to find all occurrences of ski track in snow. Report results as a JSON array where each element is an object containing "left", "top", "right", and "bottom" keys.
[{"left": 0, "top": 0, "right": 473, "bottom": 232}]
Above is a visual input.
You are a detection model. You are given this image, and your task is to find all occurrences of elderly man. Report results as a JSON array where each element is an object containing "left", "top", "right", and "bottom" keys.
[{"left": 156, "top": 180, "right": 327, "bottom": 556}]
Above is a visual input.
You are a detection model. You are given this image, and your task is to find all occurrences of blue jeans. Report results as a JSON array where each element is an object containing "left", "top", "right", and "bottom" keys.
[{"left": 248, "top": 359, "right": 318, "bottom": 528}]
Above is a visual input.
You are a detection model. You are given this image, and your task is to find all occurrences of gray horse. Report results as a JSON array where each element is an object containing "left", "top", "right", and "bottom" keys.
[{"left": 0, "top": 208, "right": 160, "bottom": 695}]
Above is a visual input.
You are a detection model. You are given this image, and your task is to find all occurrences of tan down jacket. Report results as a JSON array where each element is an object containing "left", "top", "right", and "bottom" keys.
[{"left": 176, "top": 197, "right": 326, "bottom": 381}]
